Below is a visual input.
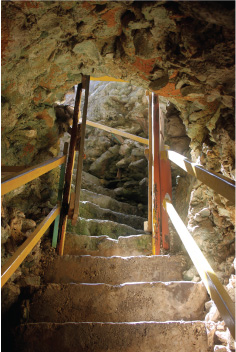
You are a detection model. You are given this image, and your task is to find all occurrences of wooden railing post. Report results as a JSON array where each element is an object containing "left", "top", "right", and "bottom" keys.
[
  {"left": 146, "top": 91, "right": 153, "bottom": 232},
  {"left": 72, "top": 75, "right": 90, "bottom": 226},
  {"left": 58, "top": 82, "right": 83, "bottom": 256},
  {"left": 159, "top": 106, "right": 172, "bottom": 250},
  {"left": 52, "top": 143, "right": 68, "bottom": 248},
  {"left": 152, "top": 93, "right": 161, "bottom": 255}
]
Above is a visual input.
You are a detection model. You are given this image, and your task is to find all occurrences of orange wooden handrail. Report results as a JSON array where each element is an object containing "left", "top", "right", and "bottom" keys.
[
  {"left": 1, "top": 205, "right": 60, "bottom": 287},
  {"left": 163, "top": 198, "right": 235, "bottom": 339},
  {"left": 1, "top": 156, "right": 66, "bottom": 196},
  {"left": 163, "top": 150, "right": 235, "bottom": 204},
  {"left": 85, "top": 120, "right": 149, "bottom": 145}
]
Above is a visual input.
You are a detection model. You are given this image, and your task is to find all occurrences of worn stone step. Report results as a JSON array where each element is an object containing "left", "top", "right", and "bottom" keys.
[
  {"left": 26, "top": 282, "right": 207, "bottom": 323},
  {"left": 72, "top": 171, "right": 115, "bottom": 197},
  {"left": 80, "top": 189, "right": 141, "bottom": 216},
  {"left": 14, "top": 321, "right": 210, "bottom": 352},
  {"left": 67, "top": 217, "right": 140, "bottom": 238},
  {"left": 78, "top": 201, "right": 146, "bottom": 229},
  {"left": 43, "top": 254, "right": 187, "bottom": 285},
  {"left": 64, "top": 233, "right": 152, "bottom": 256}
]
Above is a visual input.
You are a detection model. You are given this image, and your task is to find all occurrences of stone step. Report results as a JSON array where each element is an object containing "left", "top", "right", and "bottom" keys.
[
  {"left": 67, "top": 217, "right": 140, "bottom": 238},
  {"left": 14, "top": 321, "right": 210, "bottom": 352},
  {"left": 72, "top": 171, "right": 115, "bottom": 198},
  {"left": 64, "top": 233, "right": 152, "bottom": 256},
  {"left": 80, "top": 189, "right": 142, "bottom": 216},
  {"left": 43, "top": 254, "right": 187, "bottom": 285},
  {"left": 26, "top": 282, "right": 208, "bottom": 323},
  {"left": 78, "top": 201, "right": 146, "bottom": 229}
]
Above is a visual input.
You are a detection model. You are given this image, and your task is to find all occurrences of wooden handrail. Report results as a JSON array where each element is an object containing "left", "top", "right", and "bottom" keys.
[
  {"left": 72, "top": 76, "right": 90, "bottom": 225},
  {"left": 147, "top": 92, "right": 153, "bottom": 232},
  {"left": 90, "top": 76, "right": 128, "bottom": 83},
  {"left": 1, "top": 155, "right": 66, "bottom": 196},
  {"left": 163, "top": 150, "right": 235, "bottom": 204},
  {"left": 58, "top": 81, "right": 83, "bottom": 256},
  {"left": 1, "top": 205, "right": 60, "bottom": 287},
  {"left": 163, "top": 198, "right": 235, "bottom": 339},
  {"left": 85, "top": 120, "right": 149, "bottom": 145}
]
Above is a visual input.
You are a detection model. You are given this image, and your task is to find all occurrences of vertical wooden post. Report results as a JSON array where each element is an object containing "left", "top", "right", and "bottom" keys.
[
  {"left": 152, "top": 93, "right": 161, "bottom": 255},
  {"left": 72, "top": 75, "right": 90, "bottom": 226},
  {"left": 147, "top": 91, "right": 153, "bottom": 232},
  {"left": 159, "top": 106, "right": 172, "bottom": 250},
  {"left": 58, "top": 82, "right": 83, "bottom": 256},
  {"left": 52, "top": 142, "right": 68, "bottom": 248}
]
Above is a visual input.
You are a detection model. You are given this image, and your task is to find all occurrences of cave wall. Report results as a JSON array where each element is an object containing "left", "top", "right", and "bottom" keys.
[
  {"left": 2, "top": 1, "right": 235, "bottom": 167},
  {"left": 1, "top": 1, "right": 235, "bottom": 280}
]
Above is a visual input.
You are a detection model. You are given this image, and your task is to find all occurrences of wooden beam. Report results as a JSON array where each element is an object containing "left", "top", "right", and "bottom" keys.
[
  {"left": 1, "top": 156, "right": 66, "bottom": 196},
  {"left": 58, "top": 82, "right": 83, "bottom": 256},
  {"left": 166, "top": 150, "right": 235, "bottom": 204},
  {"left": 147, "top": 92, "right": 153, "bottom": 232},
  {"left": 90, "top": 76, "right": 128, "bottom": 83},
  {"left": 152, "top": 94, "right": 161, "bottom": 255},
  {"left": 159, "top": 106, "right": 171, "bottom": 250},
  {"left": 1, "top": 205, "right": 60, "bottom": 288},
  {"left": 52, "top": 143, "right": 68, "bottom": 248},
  {"left": 72, "top": 76, "right": 90, "bottom": 226},
  {"left": 85, "top": 120, "right": 149, "bottom": 146}
]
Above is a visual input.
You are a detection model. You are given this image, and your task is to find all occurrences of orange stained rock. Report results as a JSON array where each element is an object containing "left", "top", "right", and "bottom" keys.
[
  {"left": 154, "top": 82, "right": 182, "bottom": 98},
  {"left": 169, "top": 14, "right": 187, "bottom": 20},
  {"left": 133, "top": 57, "right": 156, "bottom": 75},
  {"left": 33, "top": 91, "right": 42, "bottom": 104},
  {"left": 82, "top": 2, "right": 96, "bottom": 11},
  {"left": 1, "top": 17, "right": 11, "bottom": 63},
  {"left": 22, "top": 143, "right": 34, "bottom": 156},
  {"left": 197, "top": 98, "right": 220, "bottom": 113},
  {"left": 169, "top": 70, "right": 179, "bottom": 80},
  {"left": 39, "top": 64, "right": 67, "bottom": 90},
  {"left": 36, "top": 110, "right": 54, "bottom": 128},
  {"left": 101, "top": 7, "right": 121, "bottom": 28},
  {"left": 18, "top": 1, "right": 41, "bottom": 9}
]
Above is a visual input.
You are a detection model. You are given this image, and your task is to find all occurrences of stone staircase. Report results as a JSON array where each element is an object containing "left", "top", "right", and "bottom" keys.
[{"left": 13, "top": 172, "right": 211, "bottom": 351}]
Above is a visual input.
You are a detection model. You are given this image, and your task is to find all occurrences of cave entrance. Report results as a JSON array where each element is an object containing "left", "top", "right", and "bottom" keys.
[{"left": 55, "top": 75, "right": 172, "bottom": 256}]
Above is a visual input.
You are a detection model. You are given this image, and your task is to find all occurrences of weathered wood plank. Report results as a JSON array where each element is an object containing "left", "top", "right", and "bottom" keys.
[
  {"left": 152, "top": 94, "right": 161, "bottom": 255},
  {"left": 58, "top": 82, "right": 83, "bottom": 256},
  {"left": 86, "top": 120, "right": 149, "bottom": 145},
  {"left": 1, "top": 205, "right": 60, "bottom": 287},
  {"left": 166, "top": 150, "right": 235, "bottom": 204},
  {"left": 1, "top": 156, "right": 66, "bottom": 196},
  {"left": 52, "top": 143, "right": 68, "bottom": 248},
  {"left": 90, "top": 76, "right": 128, "bottom": 83},
  {"left": 72, "top": 76, "right": 90, "bottom": 226},
  {"left": 147, "top": 92, "right": 153, "bottom": 232}
]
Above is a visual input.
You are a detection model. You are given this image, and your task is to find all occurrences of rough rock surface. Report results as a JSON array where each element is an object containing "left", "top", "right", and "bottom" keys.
[
  {"left": 27, "top": 281, "right": 207, "bottom": 323},
  {"left": 63, "top": 233, "right": 152, "bottom": 257},
  {"left": 1, "top": 2, "right": 235, "bottom": 351},
  {"left": 42, "top": 253, "right": 187, "bottom": 285},
  {"left": 14, "top": 321, "right": 210, "bottom": 352}
]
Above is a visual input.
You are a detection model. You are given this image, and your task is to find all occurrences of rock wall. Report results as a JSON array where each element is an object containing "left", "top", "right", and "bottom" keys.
[{"left": 1, "top": 1, "right": 235, "bottom": 336}]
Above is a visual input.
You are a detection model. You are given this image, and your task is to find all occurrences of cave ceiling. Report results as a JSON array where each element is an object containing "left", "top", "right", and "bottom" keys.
[{"left": 1, "top": 1, "right": 235, "bottom": 165}]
